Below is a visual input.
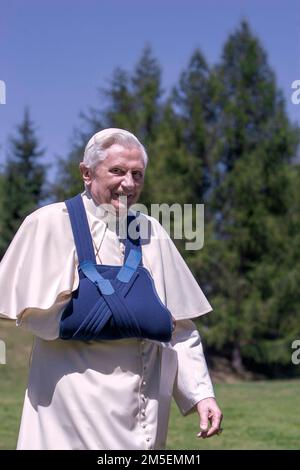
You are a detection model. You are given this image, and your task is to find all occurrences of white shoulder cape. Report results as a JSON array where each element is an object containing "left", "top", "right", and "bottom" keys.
[{"left": 0, "top": 196, "right": 212, "bottom": 338}]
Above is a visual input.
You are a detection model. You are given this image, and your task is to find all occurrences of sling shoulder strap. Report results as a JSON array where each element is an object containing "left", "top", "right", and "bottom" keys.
[
  {"left": 118, "top": 211, "right": 143, "bottom": 282},
  {"left": 65, "top": 194, "right": 143, "bottom": 291},
  {"left": 65, "top": 194, "right": 96, "bottom": 263}
]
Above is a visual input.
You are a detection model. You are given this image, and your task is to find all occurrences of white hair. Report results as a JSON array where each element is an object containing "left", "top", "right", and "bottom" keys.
[{"left": 83, "top": 128, "right": 148, "bottom": 169}]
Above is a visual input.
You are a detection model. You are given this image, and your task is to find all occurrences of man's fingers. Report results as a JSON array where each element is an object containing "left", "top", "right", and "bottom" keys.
[
  {"left": 197, "top": 408, "right": 209, "bottom": 438},
  {"left": 199, "top": 416, "right": 209, "bottom": 433},
  {"left": 206, "top": 426, "right": 219, "bottom": 437},
  {"left": 196, "top": 398, "right": 223, "bottom": 439},
  {"left": 206, "top": 411, "right": 223, "bottom": 437}
]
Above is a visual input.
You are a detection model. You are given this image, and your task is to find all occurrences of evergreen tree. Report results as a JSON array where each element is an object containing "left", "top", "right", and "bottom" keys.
[
  {"left": 52, "top": 102, "right": 105, "bottom": 201},
  {"left": 141, "top": 49, "right": 212, "bottom": 251},
  {"left": 200, "top": 21, "right": 300, "bottom": 373},
  {"left": 172, "top": 49, "right": 213, "bottom": 200},
  {"left": 51, "top": 128, "right": 94, "bottom": 201},
  {"left": 0, "top": 108, "right": 46, "bottom": 258},
  {"left": 141, "top": 98, "right": 204, "bottom": 257},
  {"left": 52, "top": 67, "right": 135, "bottom": 201},
  {"left": 131, "top": 45, "right": 163, "bottom": 143},
  {"left": 103, "top": 67, "right": 136, "bottom": 131},
  {"left": 53, "top": 46, "right": 163, "bottom": 203}
]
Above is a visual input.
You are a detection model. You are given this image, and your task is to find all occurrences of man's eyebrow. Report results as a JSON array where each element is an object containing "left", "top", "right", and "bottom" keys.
[{"left": 108, "top": 164, "right": 145, "bottom": 171}]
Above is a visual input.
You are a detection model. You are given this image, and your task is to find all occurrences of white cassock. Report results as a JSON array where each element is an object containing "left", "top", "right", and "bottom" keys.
[{"left": 0, "top": 191, "right": 215, "bottom": 450}]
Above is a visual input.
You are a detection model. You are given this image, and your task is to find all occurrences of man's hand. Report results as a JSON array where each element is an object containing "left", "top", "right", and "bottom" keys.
[{"left": 196, "top": 397, "right": 223, "bottom": 438}]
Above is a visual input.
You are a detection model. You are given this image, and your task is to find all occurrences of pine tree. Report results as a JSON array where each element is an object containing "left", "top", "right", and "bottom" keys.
[
  {"left": 200, "top": 21, "right": 300, "bottom": 374},
  {"left": 51, "top": 128, "right": 93, "bottom": 201},
  {"left": 172, "top": 49, "right": 213, "bottom": 200},
  {"left": 131, "top": 45, "right": 163, "bottom": 143},
  {"left": 0, "top": 108, "right": 46, "bottom": 258},
  {"left": 51, "top": 101, "right": 105, "bottom": 201},
  {"left": 103, "top": 67, "right": 136, "bottom": 131},
  {"left": 53, "top": 46, "right": 163, "bottom": 203}
]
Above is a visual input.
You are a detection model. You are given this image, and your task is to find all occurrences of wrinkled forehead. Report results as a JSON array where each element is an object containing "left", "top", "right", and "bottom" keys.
[{"left": 103, "top": 144, "right": 145, "bottom": 167}]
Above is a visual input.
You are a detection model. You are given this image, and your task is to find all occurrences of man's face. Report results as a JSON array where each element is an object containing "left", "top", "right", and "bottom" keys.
[{"left": 80, "top": 144, "right": 145, "bottom": 214}]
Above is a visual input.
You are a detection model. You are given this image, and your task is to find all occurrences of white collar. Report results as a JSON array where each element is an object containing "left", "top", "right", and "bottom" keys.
[{"left": 81, "top": 190, "right": 135, "bottom": 237}]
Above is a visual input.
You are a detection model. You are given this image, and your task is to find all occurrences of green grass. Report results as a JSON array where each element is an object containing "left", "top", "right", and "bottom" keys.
[
  {"left": 167, "top": 380, "right": 300, "bottom": 449},
  {"left": 1, "top": 320, "right": 300, "bottom": 450},
  {"left": 0, "top": 321, "right": 33, "bottom": 450}
]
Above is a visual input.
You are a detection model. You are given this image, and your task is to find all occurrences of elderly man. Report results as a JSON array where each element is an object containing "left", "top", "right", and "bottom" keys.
[{"left": 0, "top": 128, "right": 222, "bottom": 450}]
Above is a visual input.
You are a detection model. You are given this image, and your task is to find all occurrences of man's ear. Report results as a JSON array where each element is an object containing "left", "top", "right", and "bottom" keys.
[{"left": 79, "top": 162, "right": 93, "bottom": 185}]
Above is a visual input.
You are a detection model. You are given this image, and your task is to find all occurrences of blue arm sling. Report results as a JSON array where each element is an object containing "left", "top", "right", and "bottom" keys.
[{"left": 59, "top": 194, "right": 173, "bottom": 342}]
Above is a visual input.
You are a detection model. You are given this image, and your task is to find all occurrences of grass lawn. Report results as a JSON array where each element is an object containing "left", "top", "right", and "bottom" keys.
[
  {"left": 167, "top": 380, "right": 300, "bottom": 449},
  {"left": 0, "top": 321, "right": 33, "bottom": 450},
  {"left": 1, "top": 320, "right": 300, "bottom": 450}
]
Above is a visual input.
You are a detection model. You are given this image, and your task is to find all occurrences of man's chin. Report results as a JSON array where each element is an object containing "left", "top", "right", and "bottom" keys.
[
  {"left": 112, "top": 201, "right": 130, "bottom": 216},
  {"left": 112, "top": 196, "right": 136, "bottom": 215}
]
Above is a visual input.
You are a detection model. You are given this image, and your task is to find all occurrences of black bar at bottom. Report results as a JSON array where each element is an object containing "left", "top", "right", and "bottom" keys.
[{"left": 0, "top": 450, "right": 299, "bottom": 466}]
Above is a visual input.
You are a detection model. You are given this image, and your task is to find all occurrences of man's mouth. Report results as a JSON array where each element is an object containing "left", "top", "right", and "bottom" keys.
[{"left": 113, "top": 192, "right": 134, "bottom": 198}]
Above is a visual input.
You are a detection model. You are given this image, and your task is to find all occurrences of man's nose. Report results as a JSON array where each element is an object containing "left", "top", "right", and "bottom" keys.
[{"left": 121, "top": 172, "right": 135, "bottom": 190}]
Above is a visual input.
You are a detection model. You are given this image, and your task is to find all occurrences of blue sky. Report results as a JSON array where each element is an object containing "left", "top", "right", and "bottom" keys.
[{"left": 0, "top": 0, "right": 299, "bottom": 174}]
